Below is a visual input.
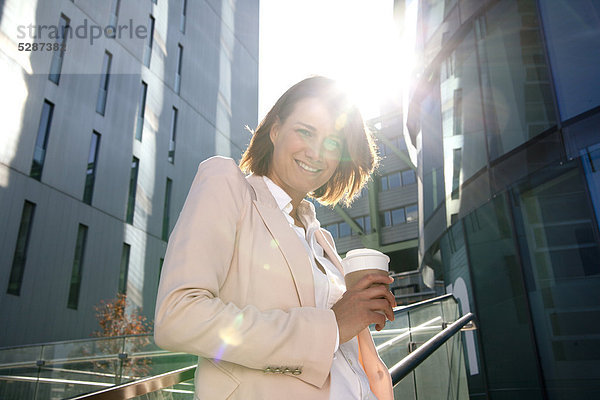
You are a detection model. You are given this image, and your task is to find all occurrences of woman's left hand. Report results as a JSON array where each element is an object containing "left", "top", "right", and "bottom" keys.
[{"left": 332, "top": 273, "right": 396, "bottom": 343}]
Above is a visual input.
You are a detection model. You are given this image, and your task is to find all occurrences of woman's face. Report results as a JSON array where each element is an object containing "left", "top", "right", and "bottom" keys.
[{"left": 268, "top": 97, "right": 343, "bottom": 204}]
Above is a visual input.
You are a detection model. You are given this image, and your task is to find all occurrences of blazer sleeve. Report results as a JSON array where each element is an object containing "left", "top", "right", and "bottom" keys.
[{"left": 154, "top": 157, "right": 338, "bottom": 388}]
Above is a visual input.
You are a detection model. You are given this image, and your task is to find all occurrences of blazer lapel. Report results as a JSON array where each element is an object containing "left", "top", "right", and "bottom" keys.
[
  {"left": 315, "top": 229, "right": 344, "bottom": 276},
  {"left": 246, "top": 175, "right": 316, "bottom": 307}
]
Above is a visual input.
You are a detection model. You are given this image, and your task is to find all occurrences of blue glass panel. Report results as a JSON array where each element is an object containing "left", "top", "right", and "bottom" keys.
[{"left": 539, "top": 1, "right": 600, "bottom": 120}]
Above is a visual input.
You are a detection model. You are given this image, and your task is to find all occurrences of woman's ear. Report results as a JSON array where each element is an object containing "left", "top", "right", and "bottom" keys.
[{"left": 269, "top": 117, "right": 281, "bottom": 144}]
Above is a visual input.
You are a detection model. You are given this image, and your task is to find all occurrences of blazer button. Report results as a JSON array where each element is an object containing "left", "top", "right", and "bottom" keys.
[
  {"left": 273, "top": 367, "right": 282, "bottom": 373},
  {"left": 264, "top": 367, "right": 272, "bottom": 373},
  {"left": 292, "top": 368, "right": 302, "bottom": 375},
  {"left": 283, "top": 368, "right": 291, "bottom": 374}
]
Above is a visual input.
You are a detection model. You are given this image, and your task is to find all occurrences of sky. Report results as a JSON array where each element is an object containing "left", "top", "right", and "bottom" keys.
[{"left": 258, "top": 0, "right": 414, "bottom": 122}]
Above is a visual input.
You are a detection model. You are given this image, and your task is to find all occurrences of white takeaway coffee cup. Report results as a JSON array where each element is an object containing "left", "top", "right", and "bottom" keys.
[{"left": 342, "top": 248, "right": 390, "bottom": 290}]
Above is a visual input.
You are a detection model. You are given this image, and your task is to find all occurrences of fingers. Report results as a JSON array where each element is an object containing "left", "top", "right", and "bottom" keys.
[
  {"left": 362, "top": 284, "right": 397, "bottom": 309},
  {"left": 371, "top": 311, "right": 387, "bottom": 331},
  {"left": 370, "top": 299, "right": 395, "bottom": 321},
  {"left": 353, "top": 273, "right": 394, "bottom": 291}
]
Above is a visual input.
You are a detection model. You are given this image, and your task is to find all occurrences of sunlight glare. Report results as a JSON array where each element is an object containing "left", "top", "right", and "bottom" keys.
[{"left": 260, "top": 0, "right": 416, "bottom": 120}]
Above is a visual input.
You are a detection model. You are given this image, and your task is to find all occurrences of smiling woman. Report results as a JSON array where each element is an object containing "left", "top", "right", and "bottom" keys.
[
  {"left": 241, "top": 76, "right": 379, "bottom": 207},
  {"left": 155, "top": 76, "right": 395, "bottom": 400}
]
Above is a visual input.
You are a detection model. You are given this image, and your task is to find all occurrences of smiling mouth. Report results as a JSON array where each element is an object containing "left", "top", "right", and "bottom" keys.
[{"left": 296, "top": 160, "right": 320, "bottom": 173}]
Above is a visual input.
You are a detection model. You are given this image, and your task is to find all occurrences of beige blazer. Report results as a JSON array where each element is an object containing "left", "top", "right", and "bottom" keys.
[{"left": 154, "top": 157, "right": 393, "bottom": 400}]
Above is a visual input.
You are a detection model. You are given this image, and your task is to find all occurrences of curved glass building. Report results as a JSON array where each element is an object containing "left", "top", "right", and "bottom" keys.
[{"left": 404, "top": 0, "right": 600, "bottom": 397}]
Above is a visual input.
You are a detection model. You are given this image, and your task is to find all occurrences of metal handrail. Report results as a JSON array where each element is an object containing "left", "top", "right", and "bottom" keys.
[
  {"left": 389, "top": 312, "right": 475, "bottom": 385},
  {"left": 65, "top": 365, "right": 196, "bottom": 399},
  {"left": 392, "top": 293, "right": 454, "bottom": 314},
  {"left": 65, "top": 314, "right": 475, "bottom": 399}
]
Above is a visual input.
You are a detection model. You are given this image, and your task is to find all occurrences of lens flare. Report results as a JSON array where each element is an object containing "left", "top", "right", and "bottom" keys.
[{"left": 216, "top": 313, "right": 244, "bottom": 360}]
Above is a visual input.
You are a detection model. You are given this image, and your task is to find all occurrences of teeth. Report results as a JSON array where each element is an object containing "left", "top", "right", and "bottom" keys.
[{"left": 297, "top": 160, "right": 319, "bottom": 172}]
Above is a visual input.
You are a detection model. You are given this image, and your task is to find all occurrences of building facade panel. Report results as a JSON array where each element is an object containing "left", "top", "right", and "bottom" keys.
[
  {"left": 408, "top": 0, "right": 600, "bottom": 396},
  {"left": 538, "top": 1, "right": 600, "bottom": 121}
]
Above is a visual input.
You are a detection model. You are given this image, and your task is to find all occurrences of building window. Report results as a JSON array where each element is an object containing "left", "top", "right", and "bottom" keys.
[
  {"left": 49, "top": 14, "right": 70, "bottom": 84},
  {"left": 324, "top": 223, "right": 339, "bottom": 239},
  {"left": 143, "top": 15, "right": 155, "bottom": 67},
  {"left": 180, "top": 0, "right": 187, "bottom": 32},
  {"left": 30, "top": 100, "right": 55, "bottom": 181},
  {"left": 152, "top": 0, "right": 157, "bottom": 4},
  {"left": 354, "top": 215, "right": 371, "bottom": 235},
  {"left": 7, "top": 201, "right": 36, "bottom": 296},
  {"left": 360, "top": 186, "right": 368, "bottom": 198},
  {"left": 451, "top": 148, "right": 462, "bottom": 199},
  {"left": 135, "top": 81, "right": 148, "bottom": 141},
  {"left": 126, "top": 157, "right": 139, "bottom": 224},
  {"left": 380, "top": 169, "right": 417, "bottom": 191},
  {"left": 402, "top": 169, "right": 416, "bottom": 185},
  {"left": 67, "top": 224, "right": 88, "bottom": 309},
  {"left": 96, "top": 51, "right": 112, "bottom": 115},
  {"left": 158, "top": 258, "right": 164, "bottom": 289},
  {"left": 391, "top": 208, "right": 406, "bottom": 225},
  {"left": 453, "top": 88, "right": 463, "bottom": 136},
  {"left": 83, "top": 131, "right": 101, "bottom": 205},
  {"left": 108, "top": 0, "right": 121, "bottom": 31},
  {"left": 380, "top": 136, "right": 404, "bottom": 157},
  {"left": 168, "top": 107, "right": 178, "bottom": 163},
  {"left": 388, "top": 172, "right": 401, "bottom": 189},
  {"left": 406, "top": 204, "right": 418, "bottom": 222},
  {"left": 175, "top": 44, "right": 183, "bottom": 94},
  {"left": 118, "top": 243, "right": 131, "bottom": 294},
  {"left": 327, "top": 217, "right": 372, "bottom": 238},
  {"left": 162, "top": 178, "right": 172, "bottom": 241},
  {"left": 382, "top": 205, "right": 417, "bottom": 227},
  {"left": 339, "top": 221, "right": 351, "bottom": 238}
]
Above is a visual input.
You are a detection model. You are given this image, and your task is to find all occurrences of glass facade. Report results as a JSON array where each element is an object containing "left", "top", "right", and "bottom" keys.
[
  {"left": 30, "top": 100, "right": 54, "bottom": 181},
  {"left": 135, "top": 82, "right": 147, "bottom": 141},
  {"left": 162, "top": 178, "right": 172, "bottom": 241},
  {"left": 96, "top": 51, "right": 112, "bottom": 116},
  {"left": 410, "top": 0, "right": 600, "bottom": 397},
  {"left": 48, "top": 14, "right": 69, "bottom": 84},
  {"left": 175, "top": 44, "right": 183, "bottom": 95},
  {"left": 168, "top": 107, "right": 178, "bottom": 164},
  {"left": 67, "top": 224, "right": 88, "bottom": 309},
  {"left": 126, "top": 157, "right": 139, "bottom": 224},
  {"left": 143, "top": 15, "right": 155, "bottom": 67},
  {"left": 118, "top": 243, "right": 130, "bottom": 294},
  {"left": 83, "top": 131, "right": 100, "bottom": 205},
  {"left": 7, "top": 201, "right": 36, "bottom": 296}
]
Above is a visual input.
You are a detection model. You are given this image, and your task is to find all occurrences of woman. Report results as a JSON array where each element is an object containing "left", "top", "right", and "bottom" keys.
[{"left": 154, "top": 76, "right": 396, "bottom": 399}]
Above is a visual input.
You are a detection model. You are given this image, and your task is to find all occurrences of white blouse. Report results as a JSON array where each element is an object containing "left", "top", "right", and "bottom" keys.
[{"left": 263, "top": 177, "right": 377, "bottom": 400}]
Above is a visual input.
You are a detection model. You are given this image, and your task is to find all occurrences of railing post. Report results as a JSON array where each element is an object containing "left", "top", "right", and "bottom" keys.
[{"left": 33, "top": 345, "right": 44, "bottom": 400}]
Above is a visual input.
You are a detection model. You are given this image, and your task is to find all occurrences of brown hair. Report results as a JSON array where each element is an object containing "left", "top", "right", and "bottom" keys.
[{"left": 239, "top": 76, "right": 379, "bottom": 207}]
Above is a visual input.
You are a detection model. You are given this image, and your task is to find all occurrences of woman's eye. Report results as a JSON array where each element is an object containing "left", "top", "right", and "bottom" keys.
[
  {"left": 323, "top": 138, "right": 341, "bottom": 152},
  {"left": 297, "top": 129, "right": 311, "bottom": 137}
]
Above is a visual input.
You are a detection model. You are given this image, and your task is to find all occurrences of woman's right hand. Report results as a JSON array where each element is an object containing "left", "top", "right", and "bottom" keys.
[{"left": 331, "top": 273, "right": 396, "bottom": 344}]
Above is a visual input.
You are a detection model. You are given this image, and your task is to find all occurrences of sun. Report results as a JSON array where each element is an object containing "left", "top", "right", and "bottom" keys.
[{"left": 259, "top": 0, "right": 417, "bottom": 122}]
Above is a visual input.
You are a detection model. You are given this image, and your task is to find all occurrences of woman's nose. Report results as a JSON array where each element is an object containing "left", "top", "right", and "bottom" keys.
[{"left": 305, "top": 139, "right": 322, "bottom": 160}]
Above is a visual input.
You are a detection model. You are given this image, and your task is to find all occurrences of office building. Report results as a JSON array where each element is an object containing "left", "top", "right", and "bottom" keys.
[
  {"left": 403, "top": 0, "right": 600, "bottom": 397},
  {"left": 0, "top": 0, "right": 258, "bottom": 346}
]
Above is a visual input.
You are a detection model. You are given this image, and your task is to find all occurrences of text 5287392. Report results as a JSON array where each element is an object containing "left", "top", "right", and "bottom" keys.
[{"left": 18, "top": 43, "right": 66, "bottom": 52}]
